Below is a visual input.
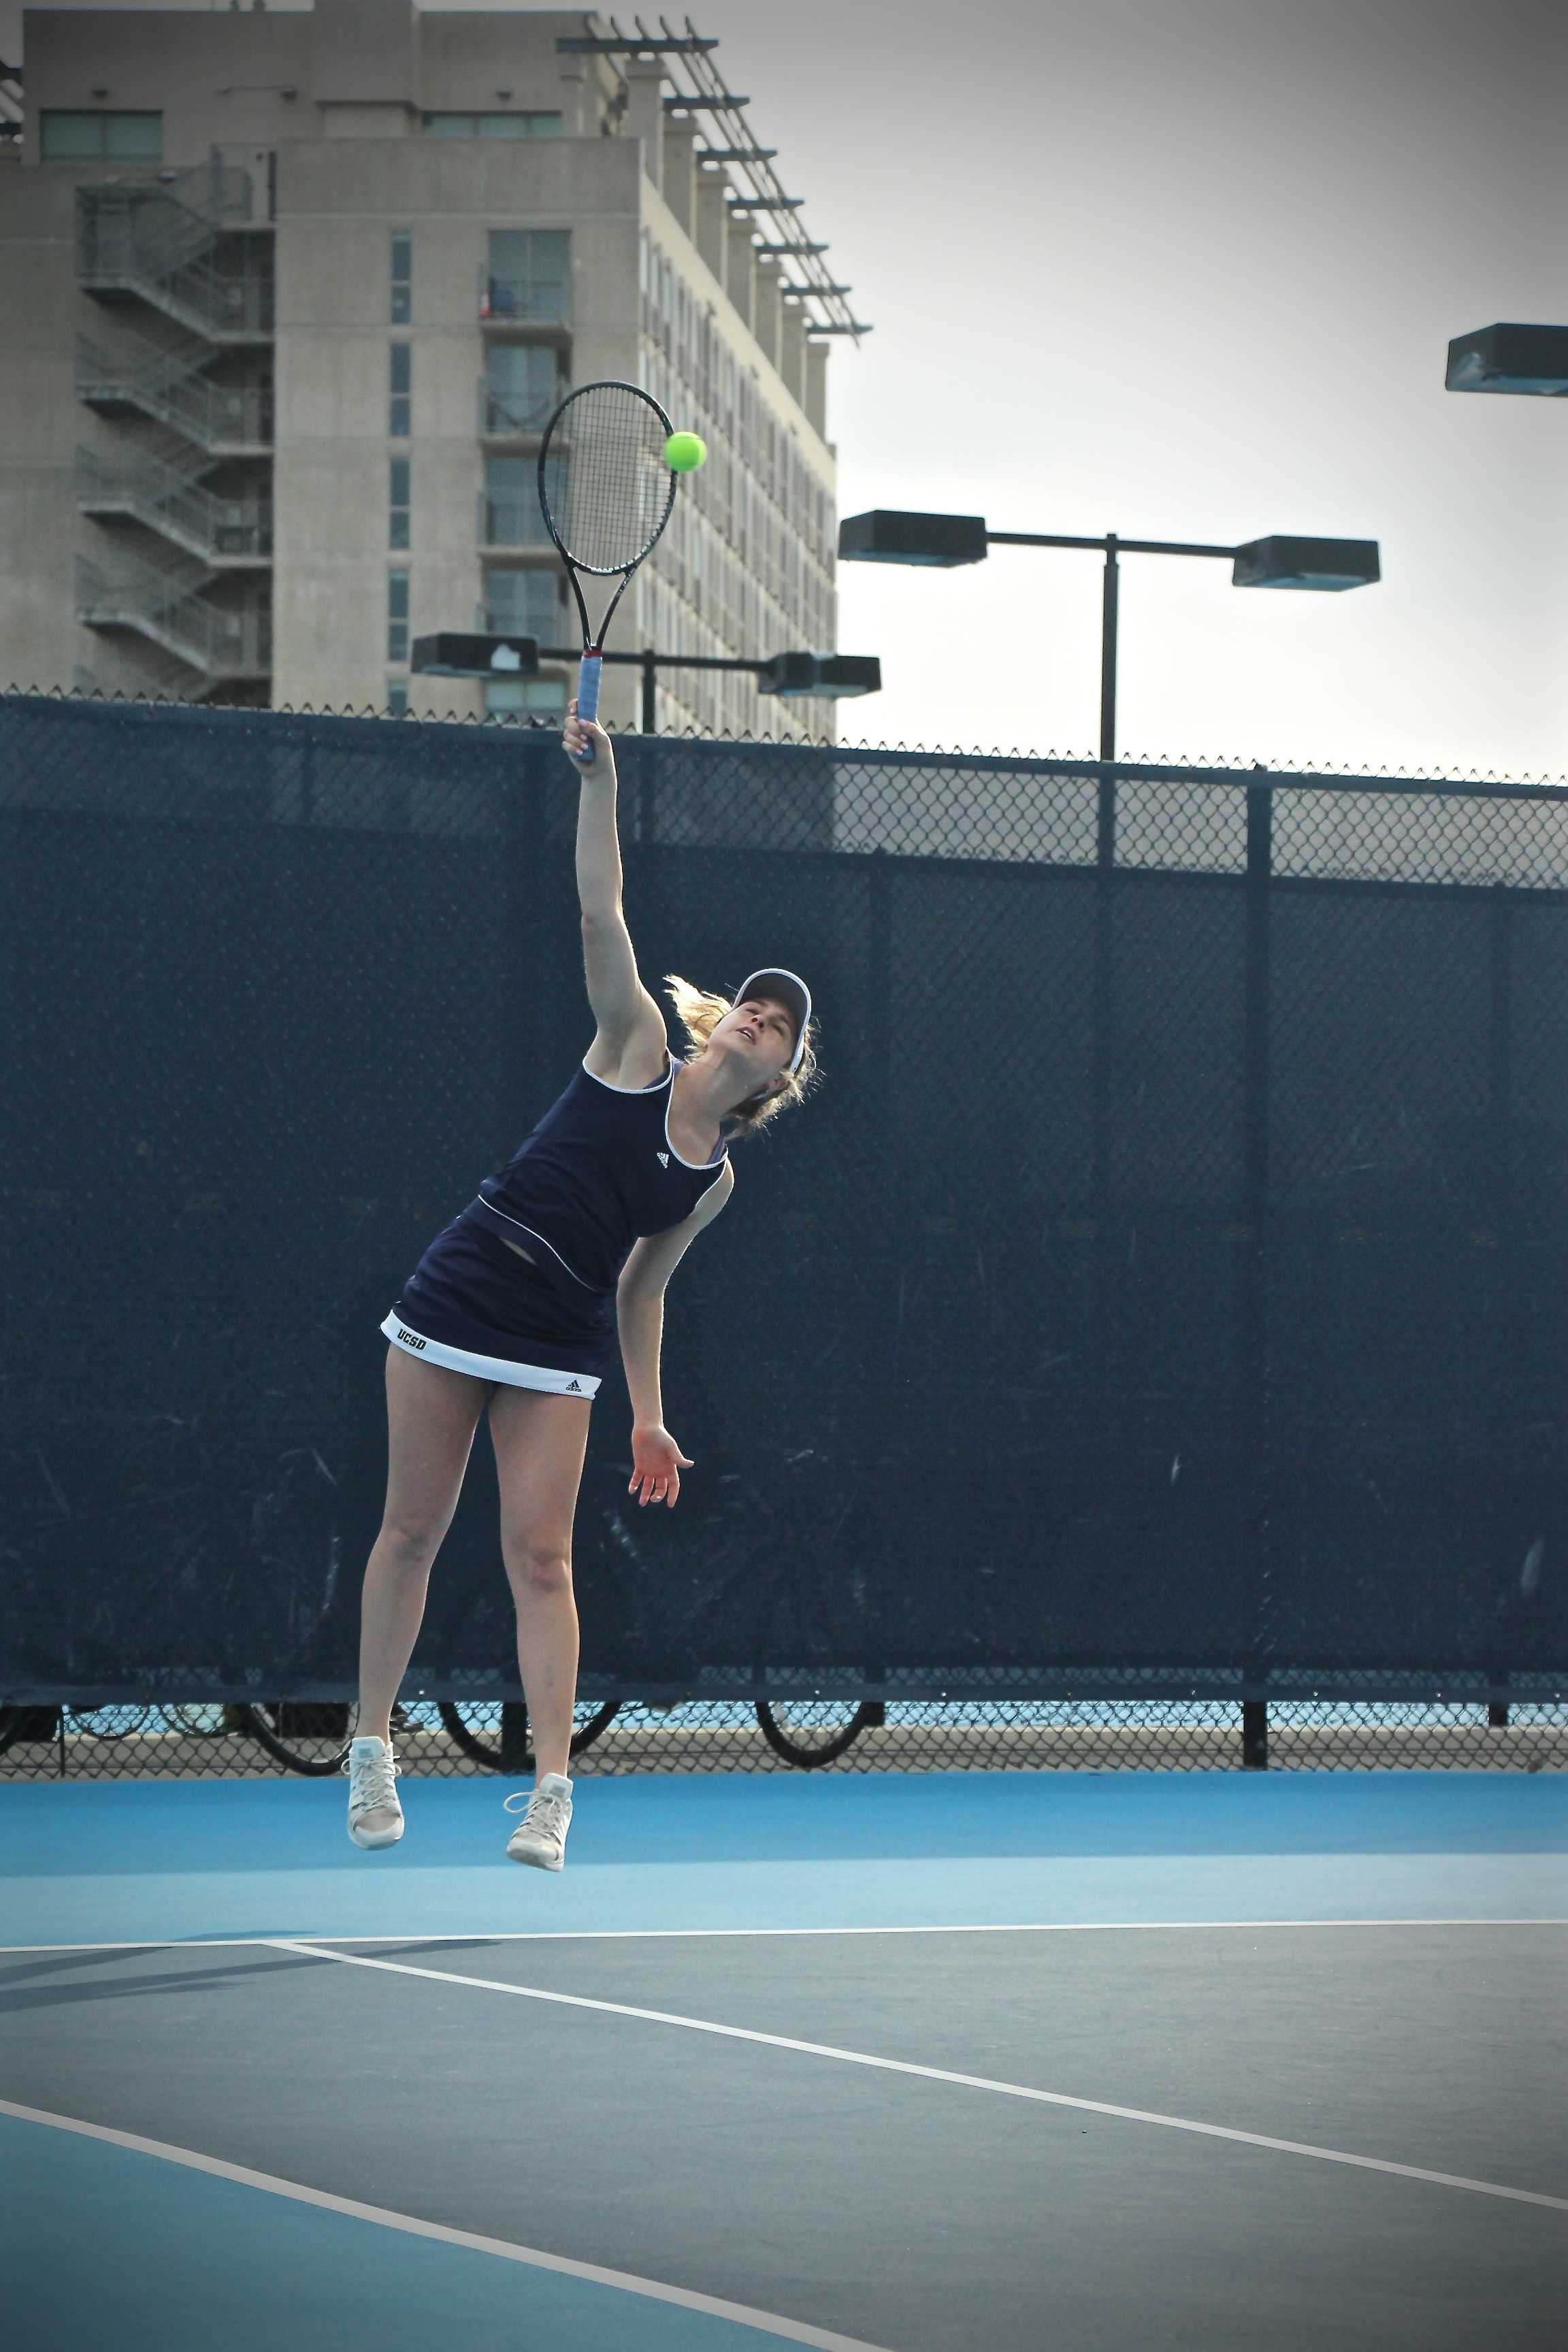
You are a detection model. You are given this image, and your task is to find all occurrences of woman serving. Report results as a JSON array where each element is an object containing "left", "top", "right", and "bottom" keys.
[{"left": 346, "top": 703, "right": 815, "bottom": 1867}]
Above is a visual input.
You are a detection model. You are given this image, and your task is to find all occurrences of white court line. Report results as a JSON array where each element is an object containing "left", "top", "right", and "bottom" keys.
[
  {"left": 0, "top": 2097, "right": 895, "bottom": 2352},
  {"left": 1, "top": 1916, "right": 1564, "bottom": 1955},
  {"left": 273, "top": 1938, "right": 1568, "bottom": 2217}
]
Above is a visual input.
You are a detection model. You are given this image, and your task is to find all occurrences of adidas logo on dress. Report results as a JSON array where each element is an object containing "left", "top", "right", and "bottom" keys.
[{"left": 656, "top": 1151, "right": 670, "bottom": 1168}]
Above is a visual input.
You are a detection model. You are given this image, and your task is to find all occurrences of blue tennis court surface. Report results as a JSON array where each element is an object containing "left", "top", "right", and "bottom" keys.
[
  {"left": 1, "top": 1767, "right": 1563, "bottom": 1946},
  {"left": 3, "top": 1771, "right": 1565, "bottom": 2351}
]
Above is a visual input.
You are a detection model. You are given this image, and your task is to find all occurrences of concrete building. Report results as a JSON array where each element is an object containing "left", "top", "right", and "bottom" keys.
[{"left": 0, "top": 1, "right": 859, "bottom": 736}]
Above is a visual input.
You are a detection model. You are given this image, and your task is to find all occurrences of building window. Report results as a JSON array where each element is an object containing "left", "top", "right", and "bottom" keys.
[
  {"left": 40, "top": 110, "right": 161, "bottom": 161},
  {"left": 483, "top": 229, "right": 570, "bottom": 323},
  {"left": 389, "top": 457, "right": 410, "bottom": 551},
  {"left": 486, "top": 676, "right": 568, "bottom": 724},
  {"left": 482, "top": 567, "right": 564, "bottom": 645},
  {"left": 388, "top": 571, "right": 409, "bottom": 663},
  {"left": 390, "top": 231, "right": 412, "bottom": 325},
  {"left": 387, "top": 680, "right": 409, "bottom": 717},
  {"left": 481, "top": 455, "right": 545, "bottom": 547},
  {"left": 424, "top": 112, "right": 561, "bottom": 139},
  {"left": 389, "top": 343, "right": 410, "bottom": 437},
  {"left": 483, "top": 342, "right": 562, "bottom": 431}
]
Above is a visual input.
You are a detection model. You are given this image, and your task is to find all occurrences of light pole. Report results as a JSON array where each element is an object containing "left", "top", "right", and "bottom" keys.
[
  {"left": 411, "top": 636, "right": 880, "bottom": 732},
  {"left": 836, "top": 511, "right": 1380, "bottom": 762},
  {"left": 1446, "top": 323, "right": 1568, "bottom": 399}
]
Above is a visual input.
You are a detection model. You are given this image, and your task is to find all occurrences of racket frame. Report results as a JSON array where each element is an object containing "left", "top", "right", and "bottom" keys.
[{"left": 536, "top": 379, "right": 678, "bottom": 755}]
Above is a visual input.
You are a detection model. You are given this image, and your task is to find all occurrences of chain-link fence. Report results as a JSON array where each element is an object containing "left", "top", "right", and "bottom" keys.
[{"left": 3, "top": 691, "right": 1565, "bottom": 1776}]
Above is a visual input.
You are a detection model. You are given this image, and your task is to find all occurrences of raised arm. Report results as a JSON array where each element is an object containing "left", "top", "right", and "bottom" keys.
[{"left": 564, "top": 705, "right": 668, "bottom": 1085}]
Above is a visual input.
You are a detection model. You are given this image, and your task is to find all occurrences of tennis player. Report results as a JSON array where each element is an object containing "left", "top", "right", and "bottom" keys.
[{"left": 346, "top": 703, "right": 815, "bottom": 1867}]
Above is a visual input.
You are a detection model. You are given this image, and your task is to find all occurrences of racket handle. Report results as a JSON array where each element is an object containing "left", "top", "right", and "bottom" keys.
[{"left": 572, "top": 651, "right": 602, "bottom": 766}]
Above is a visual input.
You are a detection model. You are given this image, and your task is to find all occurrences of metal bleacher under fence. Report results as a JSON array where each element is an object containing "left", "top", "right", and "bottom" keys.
[{"left": 2, "top": 692, "right": 1565, "bottom": 1776}]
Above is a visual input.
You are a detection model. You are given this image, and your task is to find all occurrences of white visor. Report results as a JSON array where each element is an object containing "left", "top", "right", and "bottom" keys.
[{"left": 734, "top": 968, "right": 813, "bottom": 1072}]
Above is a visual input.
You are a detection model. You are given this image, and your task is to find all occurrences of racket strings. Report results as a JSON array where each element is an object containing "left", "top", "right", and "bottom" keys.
[{"left": 541, "top": 384, "right": 674, "bottom": 576}]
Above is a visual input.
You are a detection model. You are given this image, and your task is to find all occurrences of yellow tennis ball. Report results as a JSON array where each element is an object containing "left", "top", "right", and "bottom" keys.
[{"left": 664, "top": 431, "right": 708, "bottom": 472}]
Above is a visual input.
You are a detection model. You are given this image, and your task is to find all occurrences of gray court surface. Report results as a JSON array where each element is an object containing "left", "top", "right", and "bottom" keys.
[{"left": 2, "top": 1923, "right": 1564, "bottom": 2350}]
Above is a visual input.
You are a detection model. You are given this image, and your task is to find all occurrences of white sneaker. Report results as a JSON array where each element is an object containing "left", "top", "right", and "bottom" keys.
[
  {"left": 504, "top": 1773, "right": 572, "bottom": 1870},
  {"left": 345, "top": 1735, "right": 404, "bottom": 1850}
]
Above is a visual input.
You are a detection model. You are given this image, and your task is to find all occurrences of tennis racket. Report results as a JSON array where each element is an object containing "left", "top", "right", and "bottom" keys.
[{"left": 536, "top": 380, "right": 678, "bottom": 766}]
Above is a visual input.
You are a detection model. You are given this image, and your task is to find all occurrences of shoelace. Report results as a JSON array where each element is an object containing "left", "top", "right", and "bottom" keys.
[
  {"left": 344, "top": 1750, "right": 399, "bottom": 1810},
  {"left": 504, "top": 1787, "right": 570, "bottom": 1840}
]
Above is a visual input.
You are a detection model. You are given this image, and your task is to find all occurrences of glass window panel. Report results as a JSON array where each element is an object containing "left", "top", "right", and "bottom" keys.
[
  {"left": 485, "top": 229, "right": 570, "bottom": 323},
  {"left": 388, "top": 572, "right": 409, "bottom": 620},
  {"left": 390, "top": 345, "right": 412, "bottom": 394},
  {"left": 484, "top": 342, "right": 557, "bottom": 427},
  {"left": 40, "top": 112, "right": 104, "bottom": 157},
  {"left": 391, "top": 230, "right": 412, "bottom": 327},
  {"left": 389, "top": 458, "right": 410, "bottom": 505},
  {"left": 102, "top": 112, "right": 163, "bottom": 159},
  {"left": 483, "top": 568, "right": 564, "bottom": 640},
  {"left": 487, "top": 676, "right": 568, "bottom": 721},
  {"left": 42, "top": 110, "right": 163, "bottom": 159},
  {"left": 387, "top": 681, "right": 409, "bottom": 716},
  {"left": 389, "top": 396, "right": 410, "bottom": 438},
  {"left": 484, "top": 455, "right": 531, "bottom": 497},
  {"left": 482, "top": 454, "right": 544, "bottom": 546}
]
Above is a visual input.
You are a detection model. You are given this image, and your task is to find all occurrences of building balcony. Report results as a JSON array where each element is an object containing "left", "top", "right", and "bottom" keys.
[
  {"left": 476, "top": 273, "right": 570, "bottom": 331},
  {"left": 76, "top": 551, "right": 271, "bottom": 684},
  {"left": 76, "top": 334, "right": 274, "bottom": 455},
  {"left": 77, "top": 447, "right": 272, "bottom": 567},
  {"left": 477, "top": 378, "right": 568, "bottom": 438},
  {"left": 476, "top": 495, "right": 556, "bottom": 553}
]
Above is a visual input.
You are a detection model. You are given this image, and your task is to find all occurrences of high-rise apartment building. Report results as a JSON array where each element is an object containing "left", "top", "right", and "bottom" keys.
[{"left": 0, "top": 1, "right": 864, "bottom": 736}]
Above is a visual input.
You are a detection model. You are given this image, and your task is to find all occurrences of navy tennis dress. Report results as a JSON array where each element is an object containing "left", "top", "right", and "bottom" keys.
[{"left": 382, "top": 1051, "right": 727, "bottom": 1398}]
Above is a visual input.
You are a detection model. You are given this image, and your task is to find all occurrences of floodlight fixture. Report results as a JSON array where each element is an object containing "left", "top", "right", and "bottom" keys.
[
  {"left": 1231, "top": 536, "right": 1380, "bottom": 591},
  {"left": 411, "top": 632, "right": 540, "bottom": 677},
  {"left": 1446, "top": 322, "right": 1568, "bottom": 398},
  {"left": 759, "top": 651, "right": 882, "bottom": 698},
  {"left": 838, "top": 510, "right": 988, "bottom": 568}
]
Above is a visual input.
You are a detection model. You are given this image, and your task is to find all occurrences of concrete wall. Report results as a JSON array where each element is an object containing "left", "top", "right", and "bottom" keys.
[
  {"left": 273, "top": 133, "right": 642, "bottom": 720},
  {"left": 20, "top": 7, "right": 612, "bottom": 159},
  {"left": 0, "top": 169, "right": 84, "bottom": 690},
  {"left": 21, "top": 9, "right": 314, "bottom": 167}
]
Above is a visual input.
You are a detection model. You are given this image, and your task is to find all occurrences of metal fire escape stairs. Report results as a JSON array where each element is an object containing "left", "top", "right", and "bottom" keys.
[{"left": 74, "top": 161, "right": 274, "bottom": 698}]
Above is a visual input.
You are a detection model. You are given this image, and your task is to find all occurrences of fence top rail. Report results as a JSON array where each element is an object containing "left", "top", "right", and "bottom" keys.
[{"left": 0, "top": 689, "right": 1563, "bottom": 805}]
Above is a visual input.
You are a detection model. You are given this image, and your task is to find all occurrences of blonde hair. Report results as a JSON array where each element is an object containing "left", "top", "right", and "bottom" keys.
[{"left": 664, "top": 973, "right": 817, "bottom": 1137}]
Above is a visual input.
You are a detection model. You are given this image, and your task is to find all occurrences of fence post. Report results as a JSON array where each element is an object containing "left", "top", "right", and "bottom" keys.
[
  {"left": 1241, "top": 770, "right": 1274, "bottom": 1765},
  {"left": 1486, "top": 885, "right": 1516, "bottom": 1716},
  {"left": 1091, "top": 768, "right": 1117, "bottom": 1385},
  {"left": 864, "top": 846, "right": 893, "bottom": 1697}
]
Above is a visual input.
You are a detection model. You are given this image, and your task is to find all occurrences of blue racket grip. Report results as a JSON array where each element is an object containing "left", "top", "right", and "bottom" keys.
[{"left": 572, "top": 652, "right": 602, "bottom": 766}]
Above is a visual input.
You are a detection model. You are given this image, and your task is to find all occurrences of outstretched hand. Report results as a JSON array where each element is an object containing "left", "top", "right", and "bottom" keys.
[
  {"left": 564, "top": 698, "right": 611, "bottom": 770},
  {"left": 629, "top": 1422, "right": 694, "bottom": 1509}
]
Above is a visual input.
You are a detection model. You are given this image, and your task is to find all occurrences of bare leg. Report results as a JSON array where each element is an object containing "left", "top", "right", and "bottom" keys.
[
  {"left": 356, "top": 1348, "right": 487, "bottom": 1743},
  {"left": 487, "top": 1386, "right": 593, "bottom": 1784},
  {"left": 514, "top": 1571, "right": 581, "bottom": 1785}
]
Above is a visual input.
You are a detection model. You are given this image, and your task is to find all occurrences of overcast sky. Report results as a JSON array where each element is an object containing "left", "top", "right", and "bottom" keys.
[{"left": 7, "top": 0, "right": 1565, "bottom": 773}]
